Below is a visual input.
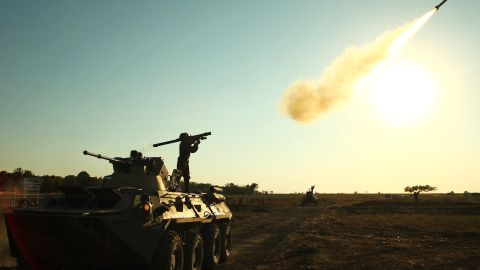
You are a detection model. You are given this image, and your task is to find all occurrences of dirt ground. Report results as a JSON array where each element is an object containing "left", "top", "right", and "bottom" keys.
[
  {"left": 1, "top": 194, "right": 480, "bottom": 269},
  {"left": 219, "top": 194, "right": 480, "bottom": 270}
]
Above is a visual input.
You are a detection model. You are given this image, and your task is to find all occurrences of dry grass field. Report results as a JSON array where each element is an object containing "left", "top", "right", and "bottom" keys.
[
  {"left": 219, "top": 194, "right": 480, "bottom": 270},
  {"left": 1, "top": 193, "right": 479, "bottom": 269}
]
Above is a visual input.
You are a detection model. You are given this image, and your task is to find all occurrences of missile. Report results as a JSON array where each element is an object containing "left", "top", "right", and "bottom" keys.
[{"left": 435, "top": 0, "right": 448, "bottom": 10}]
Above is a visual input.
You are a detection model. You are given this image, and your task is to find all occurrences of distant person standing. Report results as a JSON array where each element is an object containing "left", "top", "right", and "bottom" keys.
[{"left": 177, "top": 132, "right": 200, "bottom": 193}]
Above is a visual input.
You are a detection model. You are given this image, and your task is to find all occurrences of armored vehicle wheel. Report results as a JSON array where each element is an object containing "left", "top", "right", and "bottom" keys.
[
  {"left": 202, "top": 223, "right": 221, "bottom": 270},
  {"left": 152, "top": 230, "right": 184, "bottom": 270},
  {"left": 219, "top": 223, "right": 231, "bottom": 263},
  {"left": 184, "top": 230, "right": 203, "bottom": 270}
]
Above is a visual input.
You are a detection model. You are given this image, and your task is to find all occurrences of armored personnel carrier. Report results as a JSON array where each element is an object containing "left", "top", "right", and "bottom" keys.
[
  {"left": 302, "top": 185, "right": 318, "bottom": 206},
  {"left": 4, "top": 139, "right": 232, "bottom": 270}
]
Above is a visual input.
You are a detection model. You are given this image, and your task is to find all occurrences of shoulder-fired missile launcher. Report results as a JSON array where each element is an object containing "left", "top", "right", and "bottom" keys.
[{"left": 4, "top": 149, "right": 232, "bottom": 270}]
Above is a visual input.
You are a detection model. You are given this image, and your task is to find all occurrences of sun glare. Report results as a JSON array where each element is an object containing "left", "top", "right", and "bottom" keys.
[{"left": 367, "top": 60, "right": 437, "bottom": 126}]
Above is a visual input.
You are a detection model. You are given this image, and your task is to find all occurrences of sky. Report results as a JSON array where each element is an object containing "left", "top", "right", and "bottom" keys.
[{"left": 1, "top": 0, "right": 479, "bottom": 193}]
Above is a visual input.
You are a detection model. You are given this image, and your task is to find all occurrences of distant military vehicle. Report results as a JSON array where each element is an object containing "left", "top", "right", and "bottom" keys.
[
  {"left": 4, "top": 146, "right": 232, "bottom": 270},
  {"left": 302, "top": 185, "right": 318, "bottom": 206}
]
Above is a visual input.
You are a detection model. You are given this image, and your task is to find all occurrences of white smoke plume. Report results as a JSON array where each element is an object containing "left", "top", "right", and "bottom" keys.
[{"left": 280, "top": 10, "right": 435, "bottom": 123}]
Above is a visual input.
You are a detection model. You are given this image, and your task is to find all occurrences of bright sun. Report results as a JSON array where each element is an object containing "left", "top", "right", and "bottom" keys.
[{"left": 366, "top": 60, "right": 437, "bottom": 126}]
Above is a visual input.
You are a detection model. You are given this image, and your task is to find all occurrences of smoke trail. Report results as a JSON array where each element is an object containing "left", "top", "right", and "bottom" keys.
[{"left": 280, "top": 10, "right": 436, "bottom": 123}]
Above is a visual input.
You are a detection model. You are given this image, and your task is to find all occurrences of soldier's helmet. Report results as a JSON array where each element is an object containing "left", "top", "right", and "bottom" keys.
[{"left": 179, "top": 132, "right": 189, "bottom": 141}]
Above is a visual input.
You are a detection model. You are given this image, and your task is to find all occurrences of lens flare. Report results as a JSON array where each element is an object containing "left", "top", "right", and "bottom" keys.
[{"left": 367, "top": 60, "right": 437, "bottom": 126}]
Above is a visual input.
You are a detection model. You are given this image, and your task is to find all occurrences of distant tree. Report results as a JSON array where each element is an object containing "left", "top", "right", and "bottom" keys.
[
  {"left": 222, "top": 182, "right": 260, "bottom": 195},
  {"left": 188, "top": 181, "right": 211, "bottom": 193},
  {"left": 22, "top": 170, "right": 34, "bottom": 178},
  {"left": 12, "top": 168, "right": 24, "bottom": 183},
  {"left": 63, "top": 175, "right": 77, "bottom": 186},
  {"left": 0, "top": 171, "right": 9, "bottom": 188},
  {"left": 249, "top": 183, "right": 258, "bottom": 195},
  {"left": 40, "top": 175, "right": 63, "bottom": 193},
  {"left": 404, "top": 185, "right": 437, "bottom": 202},
  {"left": 10, "top": 168, "right": 36, "bottom": 186}
]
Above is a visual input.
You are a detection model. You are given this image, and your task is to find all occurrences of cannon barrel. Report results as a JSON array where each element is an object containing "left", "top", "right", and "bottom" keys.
[
  {"left": 153, "top": 132, "right": 211, "bottom": 147},
  {"left": 83, "top": 150, "right": 129, "bottom": 164}
]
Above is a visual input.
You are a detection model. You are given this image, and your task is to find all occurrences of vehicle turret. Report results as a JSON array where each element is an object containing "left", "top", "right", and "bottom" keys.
[{"left": 83, "top": 150, "right": 170, "bottom": 193}]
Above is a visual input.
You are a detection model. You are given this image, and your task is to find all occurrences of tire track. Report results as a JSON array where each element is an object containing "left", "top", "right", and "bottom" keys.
[{"left": 218, "top": 207, "right": 316, "bottom": 270}]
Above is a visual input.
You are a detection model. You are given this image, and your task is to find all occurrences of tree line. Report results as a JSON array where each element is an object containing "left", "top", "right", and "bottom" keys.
[
  {"left": 0, "top": 168, "right": 260, "bottom": 195},
  {"left": 0, "top": 168, "right": 102, "bottom": 193}
]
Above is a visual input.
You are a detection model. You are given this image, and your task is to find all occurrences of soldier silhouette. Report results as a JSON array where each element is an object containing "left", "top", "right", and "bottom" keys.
[{"left": 177, "top": 132, "right": 200, "bottom": 193}]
